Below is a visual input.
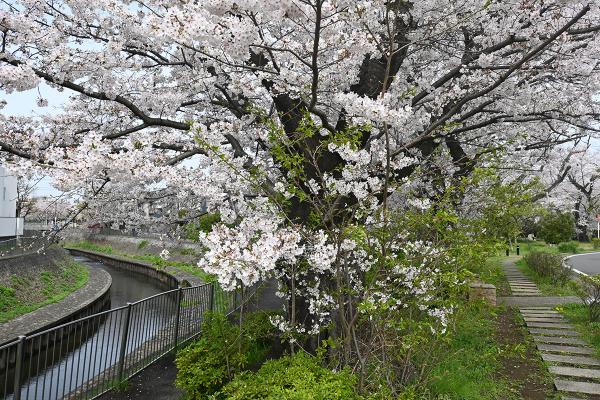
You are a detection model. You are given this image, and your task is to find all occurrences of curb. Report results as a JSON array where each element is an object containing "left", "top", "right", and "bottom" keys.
[{"left": 562, "top": 251, "right": 600, "bottom": 277}]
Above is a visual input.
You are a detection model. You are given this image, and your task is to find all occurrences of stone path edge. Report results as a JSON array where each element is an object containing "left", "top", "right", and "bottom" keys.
[{"left": 0, "top": 264, "right": 111, "bottom": 345}]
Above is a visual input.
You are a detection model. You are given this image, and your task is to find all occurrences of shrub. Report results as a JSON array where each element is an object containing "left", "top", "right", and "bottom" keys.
[
  {"left": 592, "top": 238, "right": 600, "bottom": 250},
  {"left": 538, "top": 211, "right": 575, "bottom": 244},
  {"left": 557, "top": 241, "right": 578, "bottom": 254},
  {"left": 183, "top": 213, "right": 222, "bottom": 241},
  {"left": 0, "top": 286, "right": 16, "bottom": 312},
  {"left": 220, "top": 352, "right": 363, "bottom": 400},
  {"left": 137, "top": 240, "right": 149, "bottom": 250},
  {"left": 523, "top": 251, "right": 571, "bottom": 284},
  {"left": 175, "top": 311, "right": 275, "bottom": 399},
  {"left": 577, "top": 275, "right": 600, "bottom": 321}
]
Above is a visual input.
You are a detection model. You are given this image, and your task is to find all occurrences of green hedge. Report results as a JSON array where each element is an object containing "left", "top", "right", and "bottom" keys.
[
  {"left": 523, "top": 251, "right": 570, "bottom": 284},
  {"left": 175, "top": 312, "right": 275, "bottom": 399},
  {"left": 221, "top": 352, "right": 362, "bottom": 400},
  {"left": 557, "top": 241, "right": 578, "bottom": 254}
]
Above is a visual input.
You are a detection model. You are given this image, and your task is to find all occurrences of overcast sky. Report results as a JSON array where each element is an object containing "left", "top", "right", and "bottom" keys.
[{"left": 1, "top": 83, "right": 70, "bottom": 197}]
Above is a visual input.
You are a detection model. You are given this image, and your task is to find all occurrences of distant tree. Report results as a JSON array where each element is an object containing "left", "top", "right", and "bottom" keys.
[
  {"left": 539, "top": 211, "right": 576, "bottom": 244},
  {"left": 15, "top": 178, "right": 38, "bottom": 218}
]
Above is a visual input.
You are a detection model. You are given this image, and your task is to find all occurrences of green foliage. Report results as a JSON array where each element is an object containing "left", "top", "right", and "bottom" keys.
[
  {"left": 592, "top": 238, "right": 600, "bottom": 249},
  {"left": 519, "top": 240, "right": 560, "bottom": 255},
  {"left": 575, "top": 275, "right": 600, "bottom": 322},
  {"left": 538, "top": 211, "right": 575, "bottom": 244},
  {"left": 66, "top": 240, "right": 114, "bottom": 254},
  {"left": 0, "top": 260, "right": 88, "bottom": 322},
  {"left": 516, "top": 258, "right": 577, "bottom": 297},
  {"left": 522, "top": 251, "right": 570, "bottom": 285},
  {"left": 137, "top": 240, "right": 149, "bottom": 250},
  {"left": 421, "top": 303, "right": 508, "bottom": 399},
  {"left": 175, "top": 311, "right": 275, "bottom": 399},
  {"left": 132, "top": 253, "right": 216, "bottom": 283},
  {"left": 471, "top": 169, "right": 542, "bottom": 244},
  {"left": 221, "top": 352, "right": 362, "bottom": 400},
  {"left": 183, "top": 213, "right": 222, "bottom": 241},
  {"left": 178, "top": 247, "right": 197, "bottom": 256},
  {"left": 67, "top": 240, "right": 215, "bottom": 282},
  {"left": 0, "top": 286, "right": 17, "bottom": 313},
  {"left": 559, "top": 303, "right": 600, "bottom": 356},
  {"left": 557, "top": 241, "right": 578, "bottom": 254}
]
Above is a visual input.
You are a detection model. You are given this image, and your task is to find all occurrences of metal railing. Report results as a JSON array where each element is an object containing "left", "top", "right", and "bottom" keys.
[
  {"left": 0, "top": 282, "right": 237, "bottom": 400},
  {"left": 0, "top": 237, "right": 46, "bottom": 257}
]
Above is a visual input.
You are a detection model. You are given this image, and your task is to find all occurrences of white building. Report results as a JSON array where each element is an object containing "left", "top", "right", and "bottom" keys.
[{"left": 0, "top": 166, "right": 23, "bottom": 237}]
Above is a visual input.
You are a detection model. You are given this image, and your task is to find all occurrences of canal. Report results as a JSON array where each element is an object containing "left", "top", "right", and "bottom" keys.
[{"left": 9, "top": 255, "right": 176, "bottom": 400}]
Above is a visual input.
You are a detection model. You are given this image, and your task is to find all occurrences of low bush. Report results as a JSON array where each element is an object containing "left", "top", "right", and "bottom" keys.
[
  {"left": 175, "top": 311, "right": 276, "bottom": 399},
  {"left": 538, "top": 211, "right": 575, "bottom": 244},
  {"left": 592, "top": 238, "right": 600, "bottom": 250},
  {"left": 577, "top": 275, "right": 600, "bottom": 322},
  {"left": 137, "top": 240, "right": 149, "bottom": 249},
  {"left": 557, "top": 241, "right": 578, "bottom": 254},
  {"left": 220, "top": 352, "right": 362, "bottom": 400},
  {"left": 0, "top": 286, "right": 17, "bottom": 313},
  {"left": 523, "top": 251, "right": 570, "bottom": 284},
  {"left": 183, "top": 213, "right": 222, "bottom": 241}
]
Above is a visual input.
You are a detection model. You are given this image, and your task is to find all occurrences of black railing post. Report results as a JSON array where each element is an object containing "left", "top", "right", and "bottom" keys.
[
  {"left": 13, "top": 336, "right": 26, "bottom": 400},
  {"left": 173, "top": 287, "right": 182, "bottom": 351},
  {"left": 117, "top": 303, "right": 132, "bottom": 382},
  {"left": 209, "top": 283, "right": 215, "bottom": 312},
  {"left": 517, "top": 245, "right": 520, "bottom": 256}
]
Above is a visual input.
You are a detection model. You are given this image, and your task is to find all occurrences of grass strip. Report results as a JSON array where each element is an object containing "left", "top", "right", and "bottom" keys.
[
  {"left": 0, "top": 259, "right": 89, "bottom": 322},
  {"left": 65, "top": 240, "right": 215, "bottom": 282},
  {"left": 558, "top": 303, "right": 600, "bottom": 357}
]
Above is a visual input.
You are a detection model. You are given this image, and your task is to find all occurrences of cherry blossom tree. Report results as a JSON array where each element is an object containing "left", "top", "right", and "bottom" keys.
[
  {"left": 1, "top": 0, "right": 600, "bottom": 386},
  {"left": 561, "top": 145, "right": 600, "bottom": 240}
]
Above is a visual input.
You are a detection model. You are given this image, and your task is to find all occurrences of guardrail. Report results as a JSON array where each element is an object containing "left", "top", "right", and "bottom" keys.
[
  {"left": 0, "top": 237, "right": 46, "bottom": 258},
  {"left": 0, "top": 282, "right": 237, "bottom": 400}
]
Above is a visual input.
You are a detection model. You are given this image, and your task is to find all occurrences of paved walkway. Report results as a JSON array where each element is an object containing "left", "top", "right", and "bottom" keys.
[
  {"left": 503, "top": 260, "right": 543, "bottom": 296},
  {"left": 499, "top": 258, "right": 581, "bottom": 307},
  {"left": 502, "top": 259, "right": 600, "bottom": 399}
]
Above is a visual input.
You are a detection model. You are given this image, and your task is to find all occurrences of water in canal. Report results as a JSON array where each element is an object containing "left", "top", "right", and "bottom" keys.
[{"left": 12, "top": 255, "right": 175, "bottom": 400}]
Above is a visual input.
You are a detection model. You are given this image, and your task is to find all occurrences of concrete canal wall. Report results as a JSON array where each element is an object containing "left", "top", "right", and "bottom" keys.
[
  {"left": 65, "top": 248, "right": 205, "bottom": 288},
  {"left": 0, "top": 249, "right": 112, "bottom": 346}
]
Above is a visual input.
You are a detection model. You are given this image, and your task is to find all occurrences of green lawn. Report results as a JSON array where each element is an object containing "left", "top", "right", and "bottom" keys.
[
  {"left": 418, "top": 302, "right": 554, "bottom": 399},
  {"left": 0, "top": 259, "right": 89, "bottom": 322},
  {"left": 516, "top": 240, "right": 598, "bottom": 256},
  {"left": 470, "top": 257, "right": 511, "bottom": 295},
  {"left": 423, "top": 303, "right": 512, "bottom": 399},
  {"left": 65, "top": 240, "right": 214, "bottom": 282}
]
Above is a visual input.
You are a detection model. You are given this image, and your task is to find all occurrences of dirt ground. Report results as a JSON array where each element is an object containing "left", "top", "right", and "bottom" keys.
[
  {"left": 495, "top": 306, "right": 557, "bottom": 399},
  {"left": 97, "top": 355, "right": 183, "bottom": 400}
]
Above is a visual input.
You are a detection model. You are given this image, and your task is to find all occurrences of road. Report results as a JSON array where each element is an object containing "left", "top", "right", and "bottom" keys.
[{"left": 567, "top": 252, "right": 600, "bottom": 275}]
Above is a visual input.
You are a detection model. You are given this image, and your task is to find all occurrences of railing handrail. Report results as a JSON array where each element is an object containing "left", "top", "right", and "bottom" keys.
[
  {"left": 1, "top": 278, "right": 238, "bottom": 400},
  {"left": 25, "top": 282, "right": 213, "bottom": 340}
]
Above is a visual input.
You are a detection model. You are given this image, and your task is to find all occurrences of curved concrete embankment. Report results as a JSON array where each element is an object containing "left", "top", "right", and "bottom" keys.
[
  {"left": 65, "top": 247, "right": 205, "bottom": 288},
  {"left": 0, "top": 255, "right": 112, "bottom": 345}
]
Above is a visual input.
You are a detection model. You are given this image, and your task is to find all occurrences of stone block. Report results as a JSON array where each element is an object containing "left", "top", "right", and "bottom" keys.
[{"left": 468, "top": 282, "right": 496, "bottom": 306}]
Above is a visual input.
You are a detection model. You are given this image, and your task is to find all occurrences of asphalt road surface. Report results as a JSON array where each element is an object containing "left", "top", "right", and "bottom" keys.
[{"left": 567, "top": 252, "right": 600, "bottom": 275}]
